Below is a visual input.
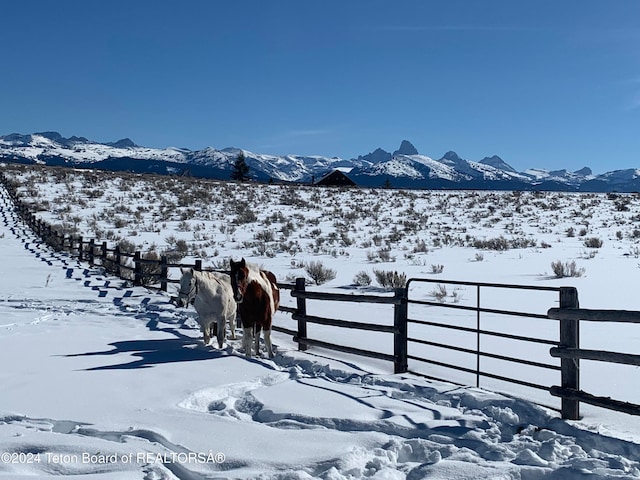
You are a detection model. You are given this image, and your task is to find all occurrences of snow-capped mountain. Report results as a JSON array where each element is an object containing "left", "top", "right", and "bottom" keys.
[
  {"left": 2, "top": 132, "right": 639, "bottom": 192},
  {"left": 0, "top": 131, "right": 366, "bottom": 183},
  {"left": 348, "top": 142, "right": 594, "bottom": 190}
]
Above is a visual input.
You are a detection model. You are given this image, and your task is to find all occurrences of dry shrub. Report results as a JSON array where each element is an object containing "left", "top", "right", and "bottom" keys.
[
  {"left": 373, "top": 269, "right": 407, "bottom": 289},
  {"left": 551, "top": 260, "right": 585, "bottom": 278},
  {"left": 304, "top": 260, "right": 336, "bottom": 285}
]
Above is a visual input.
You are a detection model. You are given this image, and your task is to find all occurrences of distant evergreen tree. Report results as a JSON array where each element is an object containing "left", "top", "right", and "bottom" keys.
[
  {"left": 383, "top": 178, "right": 392, "bottom": 189},
  {"left": 231, "top": 152, "right": 250, "bottom": 182}
]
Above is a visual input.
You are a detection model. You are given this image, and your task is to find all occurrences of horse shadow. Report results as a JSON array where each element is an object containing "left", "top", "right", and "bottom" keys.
[
  {"left": 62, "top": 329, "right": 233, "bottom": 371},
  {"left": 56, "top": 261, "right": 233, "bottom": 370}
]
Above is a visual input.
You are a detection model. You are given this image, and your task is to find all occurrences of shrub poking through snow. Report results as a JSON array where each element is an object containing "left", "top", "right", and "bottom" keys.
[
  {"left": 140, "top": 251, "right": 162, "bottom": 286},
  {"left": 353, "top": 271, "right": 372, "bottom": 286},
  {"left": 373, "top": 269, "right": 407, "bottom": 289},
  {"left": 427, "top": 284, "right": 464, "bottom": 303},
  {"left": 430, "top": 264, "right": 444, "bottom": 274},
  {"left": 473, "top": 235, "right": 536, "bottom": 250},
  {"left": 473, "top": 236, "right": 509, "bottom": 251},
  {"left": 551, "top": 260, "right": 585, "bottom": 278},
  {"left": 583, "top": 237, "right": 603, "bottom": 248},
  {"left": 430, "top": 284, "right": 448, "bottom": 301},
  {"left": 118, "top": 239, "right": 136, "bottom": 254},
  {"left": 304, "top": 260, "right": 336, "bottom": 285}
]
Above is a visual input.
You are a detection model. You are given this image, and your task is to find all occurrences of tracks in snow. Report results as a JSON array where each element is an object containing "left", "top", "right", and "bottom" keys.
[
  {"left": 3, "top": 183, "right": 640, "bottom": 479},
  {"left": 0, "top": 414, "right": 234, "bottom": 479}
]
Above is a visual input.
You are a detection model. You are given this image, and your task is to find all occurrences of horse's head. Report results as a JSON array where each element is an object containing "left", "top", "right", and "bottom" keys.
[
  {"left": 176, "top": 268, "right": 197, "bottom": 308},
  {"left": 229, "top": 258, "right": 248, "bottom": 304}
]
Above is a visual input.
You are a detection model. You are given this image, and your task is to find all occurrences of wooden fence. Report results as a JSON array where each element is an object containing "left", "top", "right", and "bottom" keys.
[
  {"left": 289, "top": 278, "right": 409, "bottom": 374},
  {"left": 2, "top": 171, "right": 639, "bottom": 421},
  {"left": 283, "top": 276, "right": 640, "bottom": 422},
  {"left": 547, "top": 307, "right": 640, "bottom": 418},
  {"left": 1, "top": 172, "right": 219, "bottom": 291}
]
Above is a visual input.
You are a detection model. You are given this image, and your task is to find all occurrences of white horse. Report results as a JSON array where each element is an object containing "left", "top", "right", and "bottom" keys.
[{"left": 175, "top": 268, "right": 237, "bottom": 348}]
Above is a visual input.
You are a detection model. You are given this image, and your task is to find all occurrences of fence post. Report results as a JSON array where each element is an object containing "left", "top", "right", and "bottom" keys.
[
  {"left": 133, "top": 251, "right": 142, "bottom": 286},
  {"left": 45, "top": 223, "right": 52, "bottom": 244},
  {"left": 101, "top": 241, "right": 107, "bottom": 269},
  {"left": 295, "top": 277, "right": 308, "bottom": 351},
  {"left": 78, "top": 236, "right": 84, "bottom": 261},
  {"left": 114, "top": 245, "right": 121, "bottom": 277},
  {"left": 160, "top": 255, "right": 168, "bottom": 291},
  {"left": 47, "top": 226, "right": 54, "bottom": 247},
  {"left": 194, "top": 259, "right": 202, "bottom": 271},
  {"left": 393, "top": 287, "right": 408, "bottom": 374},
  {"left": 88, "top": 239, "right": 95, "bottom": 266},
  {"left": 559, "top": 286, "right": 580, "bottom": 420}
]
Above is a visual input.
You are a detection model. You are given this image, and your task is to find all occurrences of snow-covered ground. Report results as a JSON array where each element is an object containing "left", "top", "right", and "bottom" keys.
[{"left": 2, "top": 165, "right": 640, "bottom": 479}]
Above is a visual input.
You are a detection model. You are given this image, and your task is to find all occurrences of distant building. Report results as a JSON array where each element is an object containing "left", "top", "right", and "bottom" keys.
[{"left": 314, "top": 169, "right": 356, "bottom": 187}]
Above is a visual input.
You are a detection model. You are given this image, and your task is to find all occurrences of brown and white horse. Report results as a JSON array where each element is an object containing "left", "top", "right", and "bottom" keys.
[{"left": 229, "top": 258, "right": 280, "bottom": 358}]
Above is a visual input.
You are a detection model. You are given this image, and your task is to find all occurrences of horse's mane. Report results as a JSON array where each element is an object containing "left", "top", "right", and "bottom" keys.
[
  {"left": 243, "top": 262, "right": 262, "bottom": 280},
  {"left": 191, "top": 270, "right": 232, "bottom": 294},
  {"left": 199, "top": 270, "right": 228, "bottom": 283},
  {"left": 243, "top": 262, "right": 278, "bottom": 314}
]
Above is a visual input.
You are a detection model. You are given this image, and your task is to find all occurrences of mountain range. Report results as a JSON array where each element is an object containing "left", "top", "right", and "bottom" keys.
[{"left": 2, "top": 131, "right": 640, "bottom": 192}]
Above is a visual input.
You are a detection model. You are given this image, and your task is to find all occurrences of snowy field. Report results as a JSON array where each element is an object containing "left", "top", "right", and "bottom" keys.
[{"left": 1, "top": 164, "right": 640, "bottom": 479}]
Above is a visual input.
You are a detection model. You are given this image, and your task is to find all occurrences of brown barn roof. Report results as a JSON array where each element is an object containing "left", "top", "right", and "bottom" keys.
[{"left": 314, "top": 169, "right": 356, "bottom": 187}]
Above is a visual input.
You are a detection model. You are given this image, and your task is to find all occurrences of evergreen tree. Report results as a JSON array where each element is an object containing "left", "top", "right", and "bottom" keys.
[{"left": 230, "top": 152, "right": 250, "bottom": 182}]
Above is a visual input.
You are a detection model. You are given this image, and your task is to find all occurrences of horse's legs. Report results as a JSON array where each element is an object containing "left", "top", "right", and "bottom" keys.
[
  {"left": 202, "top": 323, "right": 211, "bottom": 346},
  {"left": 229, "top": 312, "right": 237, "bottom": 340},
  {"left": 216, "top": 318, "right": 225, "bottom": 349},
  {"left": 264, "top": 329, "right": 274, "bottom": 358},
  {"left": 243, "top": 325, "right": 253, "bottom": 358},
  {"left": 253, "top": 327, "right": 260, "bottom": 357}
]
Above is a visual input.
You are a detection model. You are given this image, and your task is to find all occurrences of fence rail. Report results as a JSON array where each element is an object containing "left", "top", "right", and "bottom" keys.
[
  {"left": 2, "top": 171, "right": 639, "bottom": 421},
  {"left": 290, "top": 278, "right": 408, "bottom": 373},
  {"left": 548, "top": 308, "right": 640, "bottom": 323},
  {"left": 547, "top": 307, "right": 640, "bottom": 417}
]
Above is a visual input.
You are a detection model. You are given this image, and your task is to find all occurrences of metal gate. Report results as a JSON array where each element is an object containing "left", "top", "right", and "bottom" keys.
[{"left": 405, "top": 278, "right": 572, "bottom": 410}]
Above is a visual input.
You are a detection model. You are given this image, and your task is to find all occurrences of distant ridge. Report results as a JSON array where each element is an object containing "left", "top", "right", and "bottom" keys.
[{"left": 1, "top": 132, "right": 639, "bottom": 192}]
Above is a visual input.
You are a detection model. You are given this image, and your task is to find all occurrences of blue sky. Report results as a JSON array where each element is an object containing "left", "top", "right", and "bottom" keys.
[{"left": 2, "top": 1, "right": 639, "bottom": 173}]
